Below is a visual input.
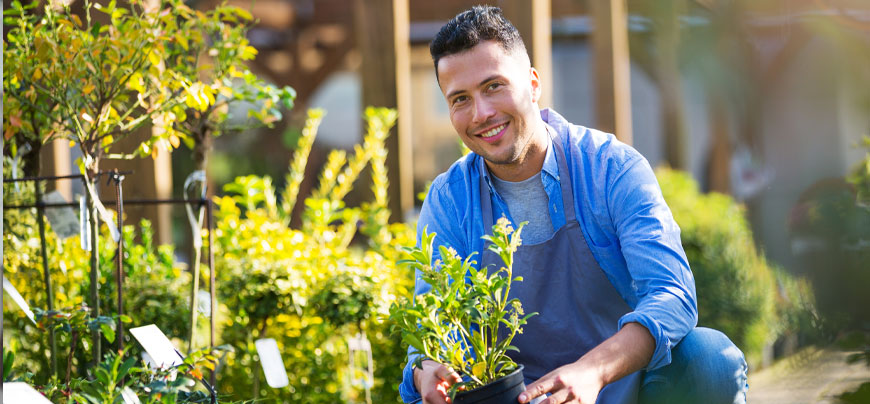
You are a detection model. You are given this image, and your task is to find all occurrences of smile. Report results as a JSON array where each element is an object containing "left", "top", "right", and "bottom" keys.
[{"left": 478, "top": 123, "right": 507, "bottom": 143}]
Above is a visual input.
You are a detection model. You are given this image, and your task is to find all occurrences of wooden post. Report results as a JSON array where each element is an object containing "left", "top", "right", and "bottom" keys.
[
  {"left": 500, "top": 0, "right": 553, "bottom": 109},
  {"left": 354, "top": 0, "right": 413, "bottom": 221},
  {"left": 40, "top": 138, "right": 73, "bottom": 200},
  {"left": 590, "top": 0, "right": 634, "bottom": 145}
]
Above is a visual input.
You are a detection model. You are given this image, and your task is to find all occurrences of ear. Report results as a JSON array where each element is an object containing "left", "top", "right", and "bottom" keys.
[{"left": 529, "top": 67, "right": 542, "bottom": 104}]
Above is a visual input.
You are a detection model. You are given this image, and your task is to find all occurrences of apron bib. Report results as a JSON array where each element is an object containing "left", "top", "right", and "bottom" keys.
[{"left": 479, "top": 132, "right": 640, "bottom": 404}]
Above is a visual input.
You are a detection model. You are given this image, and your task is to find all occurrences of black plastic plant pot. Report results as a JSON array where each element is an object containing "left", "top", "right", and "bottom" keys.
[{"left": 454, "top": 364, "right": 525, "bottom": 403}]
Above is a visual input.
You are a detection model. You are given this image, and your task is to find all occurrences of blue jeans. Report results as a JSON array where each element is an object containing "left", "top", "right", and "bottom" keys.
[{"left": 639, "top": 327, "right": 748, "bottom": 404}]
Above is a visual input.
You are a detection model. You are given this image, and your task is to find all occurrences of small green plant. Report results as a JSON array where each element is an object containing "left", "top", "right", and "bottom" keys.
[
  {"left": 389, "top": 217, "right": 536, "bottom": 398},
  {"left": 34, "top": 304, "right": 129, "bottom": 389}
]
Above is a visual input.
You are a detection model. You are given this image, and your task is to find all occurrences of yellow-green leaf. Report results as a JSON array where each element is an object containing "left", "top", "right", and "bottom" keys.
[
  {"left": 82, "top": 83, "right": 96, "bottom": 95},
  {"left": 232, "top": 6, "right": 253, "bottom": 21},
  {"left": 128, "top": 72, "right": 145, "bottom": 94},
  {"left": 472, "top": 362, "right": 486, "bottom": 379},
  {"left": 148, "top": 50, "right": 162, "bottom": 68},
  {"left": 176, "top": 34, "right": 189, "bottom": 51},
  {"left": 241, "top": 45, "right": 258, "bottom": 60}
]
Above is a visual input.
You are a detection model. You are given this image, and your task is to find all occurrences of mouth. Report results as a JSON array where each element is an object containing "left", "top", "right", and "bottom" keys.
[{"left": 476, "top": 122, "right": 508, "bottom": 143}]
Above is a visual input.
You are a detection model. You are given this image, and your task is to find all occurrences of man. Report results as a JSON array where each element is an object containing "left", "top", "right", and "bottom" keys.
[{"left": 400, "top": 6, "right": 747, "bottom": 404}]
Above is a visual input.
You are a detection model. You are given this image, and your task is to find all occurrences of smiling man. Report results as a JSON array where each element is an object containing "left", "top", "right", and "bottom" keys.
[{"left": 400, "top": 6, "right": 748, "bottom": 404}]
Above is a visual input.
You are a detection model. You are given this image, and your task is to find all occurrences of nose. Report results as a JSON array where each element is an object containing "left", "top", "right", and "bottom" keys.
[{"left": 471, "top": 96, "right": 496, "bottom": 125}]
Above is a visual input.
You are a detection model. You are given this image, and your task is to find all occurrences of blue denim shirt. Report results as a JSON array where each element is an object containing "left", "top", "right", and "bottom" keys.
[{"left": 399, "top": 109, "right": 698, "bottom": 402}]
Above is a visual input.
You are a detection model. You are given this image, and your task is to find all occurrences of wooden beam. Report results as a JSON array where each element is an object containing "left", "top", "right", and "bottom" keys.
[
  {"left": 354, "top": 0, "right": 414, "bottom": 221},
  {"left": 590, "top": 0, "right": 634, "bottom": 145},
  {"left": 501, "top": 0, "right": 553, "bottom": 109}
]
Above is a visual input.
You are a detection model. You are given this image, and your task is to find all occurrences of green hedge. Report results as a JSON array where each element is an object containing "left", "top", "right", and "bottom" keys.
[{"left": 656, "top": 167, "right": 811, "bottom": 366}]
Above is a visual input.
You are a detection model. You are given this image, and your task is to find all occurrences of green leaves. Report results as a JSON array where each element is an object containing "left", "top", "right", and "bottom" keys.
[
  {"left": 389, "top": 221, "right": 535, "bottom": 392},
  {"left": 211, "top": 107, "right": 413, "bottom": 402}
]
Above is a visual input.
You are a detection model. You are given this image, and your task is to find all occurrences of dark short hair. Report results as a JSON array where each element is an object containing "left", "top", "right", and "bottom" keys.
[{"left": 430, "top": 6, "right": 526, "bottom": 78}]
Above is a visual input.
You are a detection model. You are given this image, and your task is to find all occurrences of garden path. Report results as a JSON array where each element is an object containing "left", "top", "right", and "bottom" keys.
[{"left": 747, "top": 347, "right": 870, "bottom": 404}]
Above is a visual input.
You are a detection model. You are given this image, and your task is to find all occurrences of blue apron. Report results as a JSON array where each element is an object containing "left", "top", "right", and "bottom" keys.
[{"left": 479, "top": 130, "right": 640, "bottom": 404}]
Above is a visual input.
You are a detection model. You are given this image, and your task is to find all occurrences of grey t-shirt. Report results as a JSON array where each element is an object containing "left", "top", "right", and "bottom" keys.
[{"left": 491, "top": 171, "right": 554, "bottom": 245}]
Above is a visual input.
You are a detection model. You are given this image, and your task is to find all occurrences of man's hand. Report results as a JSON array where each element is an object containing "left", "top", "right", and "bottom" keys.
[
  {"left": 414, "top": 360, "right": 463, "bottom": 404},
  {"left": 518, "top": 322, "right": 655, "bottom": 404},
  {"left": 517, "top": 360, "right": 604, "bottom": 404}
]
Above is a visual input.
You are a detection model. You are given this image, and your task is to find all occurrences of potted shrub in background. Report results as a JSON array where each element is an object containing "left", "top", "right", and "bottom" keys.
[{"left": 390, "top": 218, "right": 536, "bottom": 403}]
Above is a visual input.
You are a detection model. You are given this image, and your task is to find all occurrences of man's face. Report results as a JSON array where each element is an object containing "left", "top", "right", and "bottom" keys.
[{"left": 436, "top": 41, "right": 542, "bottom": 171}]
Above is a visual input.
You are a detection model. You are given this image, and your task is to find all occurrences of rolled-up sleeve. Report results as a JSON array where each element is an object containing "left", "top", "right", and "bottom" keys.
[
  {"left": 400, "top": 348, "right": 422, "bottom": 402},
  {"left": 608, "top": 157, "right": 698, "bottom": 370}
]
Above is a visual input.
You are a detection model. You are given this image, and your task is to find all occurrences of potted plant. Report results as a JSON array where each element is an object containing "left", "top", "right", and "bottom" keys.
[{"left": 389, "top": 217, "right": 536, "bottom": 403}]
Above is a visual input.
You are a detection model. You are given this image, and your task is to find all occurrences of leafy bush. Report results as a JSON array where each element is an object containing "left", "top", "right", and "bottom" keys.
[
  {"left": 788, "top": 177, "right": 870, "bottom": 331},
  {"left": 656, "top": 167, "right": 810, "bottom": 366},
  {"left": 3, "top": 159, "right": 190, "bottom": 381},
  {"left": 212, "top": 108, "right": 414, "bottom": 403}
]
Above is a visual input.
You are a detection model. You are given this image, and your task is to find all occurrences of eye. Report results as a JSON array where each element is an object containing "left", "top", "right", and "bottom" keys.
[
  {"left": 487, "top": 82, "right": 502, "bottom": 91},
  {"left": 452, "top": 95, "right": 468, "bottom": 106}
]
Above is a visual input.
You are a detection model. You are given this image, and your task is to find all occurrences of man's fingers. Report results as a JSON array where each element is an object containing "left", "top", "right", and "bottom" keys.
[
  {"left": 519, "top": 376, "right": 558, "bottom": 403},
  {"left": 423, "top": 383, "right": 451, "bottom": 404},
  {"left": 434, "top": 364, "right": 462, "bottom": 384},
  {"left": 542, "top": 388, "right": 571, "bottom": 404}
]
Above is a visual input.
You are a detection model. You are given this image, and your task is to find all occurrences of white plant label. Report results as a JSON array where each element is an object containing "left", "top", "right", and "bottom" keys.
[
  {"left": 3, "top": 382, "right": 54, "bottom": 404},
  {"left": 43, "top": 191, "right": 79, "bottom": 239},
  {"left": 80, "top": 195, "right": 91, "bottom": 251},
  {"left": 121, "top": 386, "right": 142, "bottom": 404},
  {"left": 129, "top": 324, "right": 184, "bottom": 369},
  {"left": 3, "top": 276, "right": 36, "bottom": 324},
  {"left": 255, "top": 338, "right": 289, "bottom": 388}
]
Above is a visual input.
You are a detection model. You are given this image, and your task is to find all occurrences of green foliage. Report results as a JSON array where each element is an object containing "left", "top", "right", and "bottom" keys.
[
  {"left": 4, "top": 0, "right": 182, "bottom": 172},
  {"left": 788, "top": 176, "right": 870, "bottom": 332},
  {"left": 389, "top": 218, "right": 536, "bottom": 398},
  {"left": 213, "top": 107, "right": 413, "bottom": 403},
  {"left": 656, "top": 167, "right": 809, "bottom": 367},
  {"left": 847, "top": 135, "right": 870, "bottom": 206},
  {"left": 31, "top": 347, "right": 234, "bottom": 404},
  {"left": 3, "top": 161, "right": 190, "bottom": 381},
  {"left": 2, "top": 0, "right": 292, "bottom": 237}
]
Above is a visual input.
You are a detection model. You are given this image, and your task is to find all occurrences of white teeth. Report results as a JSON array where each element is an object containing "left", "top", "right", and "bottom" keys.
[{"left": 481, "top": 124, "right": 506, "bottom": 138}]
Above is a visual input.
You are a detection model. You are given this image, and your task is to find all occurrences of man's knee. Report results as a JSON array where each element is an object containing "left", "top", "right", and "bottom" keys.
[
  {"left": 677, "top": 327, "right": 746, "bottom": 371},
  {"left": 675, "top": 327, "right": 748, "bottom": 402}
]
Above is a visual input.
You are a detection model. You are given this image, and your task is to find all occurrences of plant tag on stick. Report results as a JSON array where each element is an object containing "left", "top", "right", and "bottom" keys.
[
  {"left": 129, "top": 324, "right": 184, "bottom": 368},
  {"left": 121, "top": 386, "right": 142, "bottom": 404},
  {"left": 80, "top": 196, "right": 90, "bottom": 251},
  {"left": 255, "top": 338, "right": 289, "bottom": 388},
  {"left": 43, "top": 191, "right": 79, "bottom": 239},
  {"left": 3, "top": 276, "right": 36, "bottom": 324},
  {"left": 3, "top": 382, "right": 54, "bottom": 403}
]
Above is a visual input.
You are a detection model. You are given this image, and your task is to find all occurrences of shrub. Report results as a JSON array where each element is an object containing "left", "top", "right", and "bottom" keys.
[
  {"left": 656, "top": 167, "right": 809, "bottom": 366},
  {"left": 212, "top": 108, "right": 414, "bottom": 403},
  {"left": 3, "top": 159, "right": 190, "bottom": 381},
  {"left": 788, "top": 177, "right": 870, "bottom": 331}
]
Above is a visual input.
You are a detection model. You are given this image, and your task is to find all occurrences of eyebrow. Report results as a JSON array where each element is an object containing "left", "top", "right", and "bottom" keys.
[{"left": 445, "top": 74, "right": 503, "bottom": 100}]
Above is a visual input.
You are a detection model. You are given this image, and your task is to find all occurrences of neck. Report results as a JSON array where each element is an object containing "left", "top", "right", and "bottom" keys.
[{"left": 486, "top": 120, "right": 549, "bottom": 182}]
